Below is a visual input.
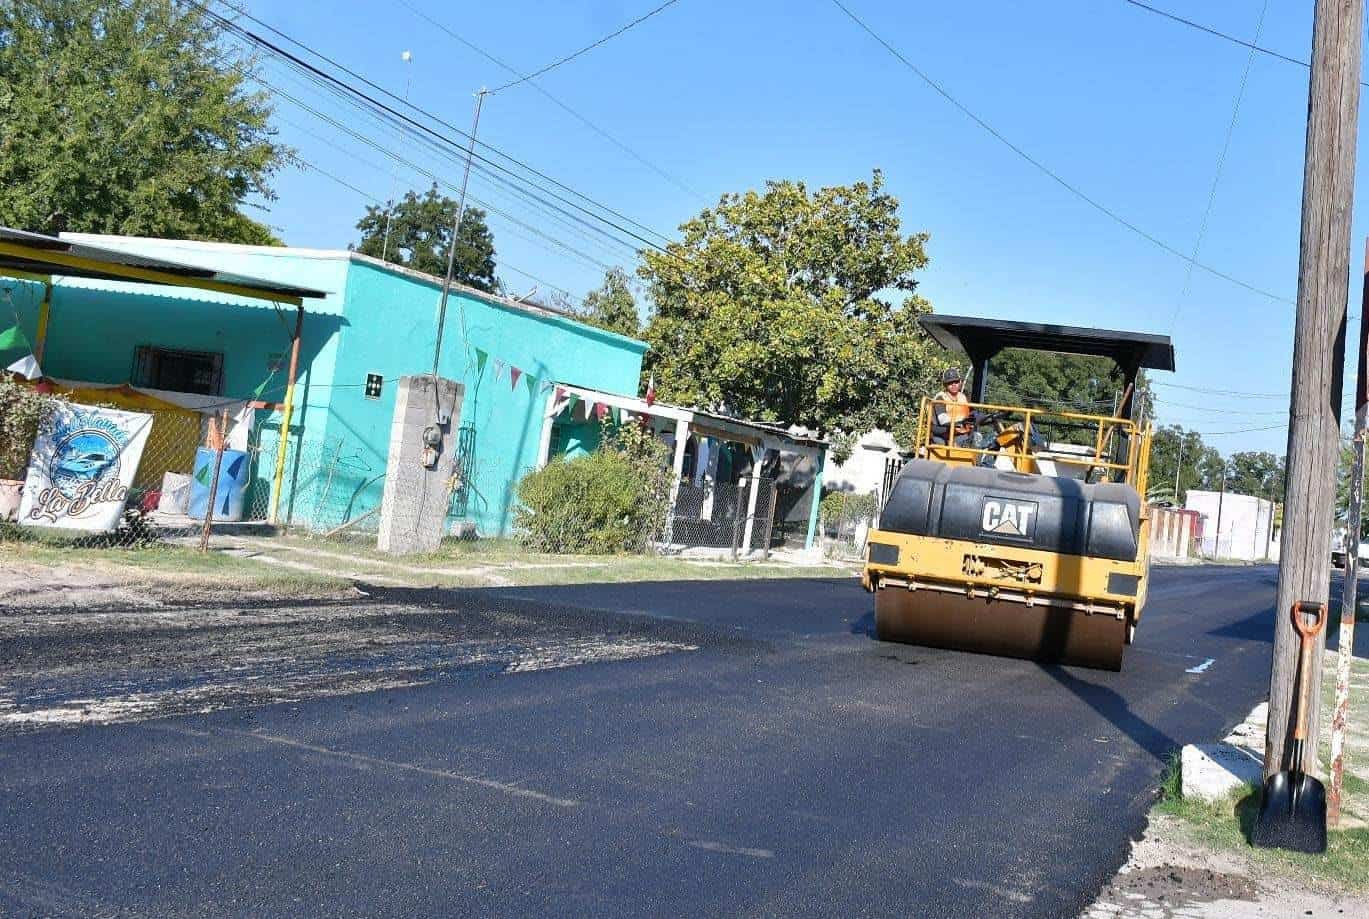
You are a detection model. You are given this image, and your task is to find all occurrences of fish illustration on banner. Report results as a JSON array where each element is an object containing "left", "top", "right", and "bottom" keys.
[{"left": 18, "top": 404, "right": 153, "bottom": 532}]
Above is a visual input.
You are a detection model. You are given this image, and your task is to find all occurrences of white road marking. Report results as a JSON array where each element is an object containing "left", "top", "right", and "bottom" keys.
[
  {"left": 230, "top": 728, "right": 580, "bottom": 808},
  {"left": 686, "top": 839, "right": 775, "bottom": 859},
  {"left": 1186, "top": 658, "right": 1216, "bottom": 674}
]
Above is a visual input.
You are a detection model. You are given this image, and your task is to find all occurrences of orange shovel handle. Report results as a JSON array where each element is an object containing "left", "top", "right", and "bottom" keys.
[{"left": 1291, "top": 601, "right": 1327, "bottom": 640}]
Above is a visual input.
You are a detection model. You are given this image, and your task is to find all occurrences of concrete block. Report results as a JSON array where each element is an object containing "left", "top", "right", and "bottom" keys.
[
  {"left": 1181, "top": 743, "right": 1263, "bottom": 803},
  {"left": 377, "top": 375, "right": 464, "bottom": 555}
]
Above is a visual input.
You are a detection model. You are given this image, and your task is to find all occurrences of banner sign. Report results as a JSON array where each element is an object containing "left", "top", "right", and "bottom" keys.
[{"left": 18, "top": 404, "right": 153, "bottom": 532}]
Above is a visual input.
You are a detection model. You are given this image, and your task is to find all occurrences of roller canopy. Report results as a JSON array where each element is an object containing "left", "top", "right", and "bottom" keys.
[{"left": 918, "top": 314, "right": 1175, "bottom": 374}]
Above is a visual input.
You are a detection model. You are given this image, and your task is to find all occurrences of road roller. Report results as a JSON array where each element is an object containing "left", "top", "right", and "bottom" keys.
[{"left": 861, "top": 315, "right": 1175, "bottom": 671}]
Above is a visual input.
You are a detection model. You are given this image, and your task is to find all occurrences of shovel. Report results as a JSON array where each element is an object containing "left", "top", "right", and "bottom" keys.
[{"left": 1252, "top": 600, "right": 1328, "bottom": 855}]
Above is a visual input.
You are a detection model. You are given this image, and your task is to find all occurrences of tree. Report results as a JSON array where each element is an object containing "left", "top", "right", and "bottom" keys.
[
  {"left": 0, "top": 0, "right": 286, "bottom": 244},
  {"left": 579, "top": 268, "right": 640, "bottom": 337},
  {"left": 1226, "top": 450, "right": 1286, "bottom": 503},
  {"left": 639, "top": 171, "right": 946, "bottom": 451},
  {"left": 354, "top": 184, "right": 497, "bottom": 292},
  {"left": 984, "top": 350, "right": 1124, "bottom": 414},
  {"left": 1147, "top": 425, "right": 1225, "bottom": 504}
]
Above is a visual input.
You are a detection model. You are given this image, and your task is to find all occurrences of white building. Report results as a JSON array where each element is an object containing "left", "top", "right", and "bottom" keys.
[
  {"left": 823, "top": 429, "right": 908, "bottom": 498},
  {"left": 1185, "top": 490, "right": 1279, "bottom": 561}
]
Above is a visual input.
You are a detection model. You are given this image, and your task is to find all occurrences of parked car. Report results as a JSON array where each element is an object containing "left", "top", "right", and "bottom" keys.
[{"left": 1331, "top": 530, "right": 1369, "bottom": 568}]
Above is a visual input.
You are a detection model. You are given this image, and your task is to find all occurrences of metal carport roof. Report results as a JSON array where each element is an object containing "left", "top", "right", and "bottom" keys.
[{"left": 0, "top": 226, "right": 325, "bottom": 305}]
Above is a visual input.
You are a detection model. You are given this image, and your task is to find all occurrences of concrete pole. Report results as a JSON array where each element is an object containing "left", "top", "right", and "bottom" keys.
[
  {"left": 1267, "top": 0, "right": 1362, "bottom": 781},
  {"left": 1330, "top": 239, "right": 1369, "bottom": 824},
  {"left": 742, "top": 445, "right": 765, "bottom": 553},
  {"left": 804, "top": 449, "right": 825, "bottom": 551}
]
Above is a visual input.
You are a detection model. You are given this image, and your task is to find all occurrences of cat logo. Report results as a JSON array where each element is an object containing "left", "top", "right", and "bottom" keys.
[{"left": 981, "top": 499, "right": 1038, "bottom": 539}]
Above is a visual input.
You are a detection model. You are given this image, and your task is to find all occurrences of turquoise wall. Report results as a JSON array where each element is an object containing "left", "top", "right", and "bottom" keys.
[
  {"left": 331, "top": 259, "right": 647, "bottom": 535},
  {"left": 4, "top": 241, "right": 354, "bottom": 518},
  {"left": 3, "top": 241, "right": 647, "bottom": 536}
]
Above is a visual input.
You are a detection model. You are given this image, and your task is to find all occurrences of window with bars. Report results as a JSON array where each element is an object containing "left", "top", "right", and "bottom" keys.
[{"left": 131, "top": 346, "right": 224, "bottom": 396}]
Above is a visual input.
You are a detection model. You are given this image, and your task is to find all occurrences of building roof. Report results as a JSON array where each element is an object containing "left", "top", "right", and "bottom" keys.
[
  {"left": 55, "top": 233, "right": 648, "bottom": 351},
  {"left": 554, "top": 382, "right": 829, "bottom": 454},
  {"left": 0, "top": 226, "right": 326, "bottom": 304},
  {"left": 919, "top": 313, "right": 1176, "bottom": 372}
]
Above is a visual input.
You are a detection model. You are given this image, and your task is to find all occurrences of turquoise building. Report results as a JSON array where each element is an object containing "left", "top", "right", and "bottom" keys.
[{"left": 4, "top": 235, "right": 647, "bottom": 536}]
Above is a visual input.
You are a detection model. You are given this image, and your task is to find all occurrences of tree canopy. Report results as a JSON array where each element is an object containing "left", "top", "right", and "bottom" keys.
[
  {"left": 0, "top": 0, "right": 286, "bottom": 244},
  {"left": 639, "top": 171, "right": 946, "bottom": 450},
  {"left": 354, "top": 184, "right": 497, "bottom": 293},
  {"left": 983, "top": 350, "right": 1128, "bottom": 415},
  {"left": 578, "top": 268, "right": 640, "bottom": 338}
]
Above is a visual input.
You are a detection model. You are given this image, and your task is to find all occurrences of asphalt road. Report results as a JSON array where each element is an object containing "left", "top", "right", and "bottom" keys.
[{"left": 0, "top": 564, "right": 1290, "bottom": 917}]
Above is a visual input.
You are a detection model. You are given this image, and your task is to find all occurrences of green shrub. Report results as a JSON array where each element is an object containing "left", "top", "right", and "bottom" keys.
[
  {"left": 0, "top": 374, "right": 64, "bottom": 481},
  {"left": 821, "top": 490, "right": 878, "bottom": 527},
  {"left": 515, "top": 421, "right": 671, "bottom": 554}
]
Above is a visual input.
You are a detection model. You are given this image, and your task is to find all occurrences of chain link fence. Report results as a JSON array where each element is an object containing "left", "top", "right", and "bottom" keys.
[
  {"left": 820, "top": 491, "right": 880, "bottom": 561},
  {"left": 666, "top": 478, "right": 776, "bottom": 557}
]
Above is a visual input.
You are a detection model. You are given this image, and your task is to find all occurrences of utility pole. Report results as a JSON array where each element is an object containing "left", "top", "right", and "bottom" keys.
[
  {"left": 381, "top": 50, "right": 414, "bottom": 264},
  {"left": 1330, "top": 239, "right": 1369, "bottom": 825},
  {"left": 1267, "top": 0, "right": 1362, "bottom": 782},
  {"left": 1214, "top": 466, "right": 1227, "bottom": 559},
  {"left": 1174, "top": 438, "right": 1184, "bottom": 504},
  {"left": 432, "top": 87, "right": 488, "bottom": 380}
]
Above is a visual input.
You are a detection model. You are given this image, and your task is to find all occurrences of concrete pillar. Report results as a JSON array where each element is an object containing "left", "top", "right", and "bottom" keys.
[
  {"left": 804, "top": 449, "right": 825, "bottom": 550},
  {"left": 378, "top": 374, "right": 464, "bottom": 555},
  {"left": 536, "top": 395, "right": 557, "bottom": 469},
  {"left": 741, "top": 445, "right": 765, "bottom": 552}
]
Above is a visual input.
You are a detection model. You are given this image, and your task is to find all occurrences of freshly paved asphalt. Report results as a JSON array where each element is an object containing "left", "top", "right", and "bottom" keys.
[{"left": 0, "top": 565, "right": 1291, "bottom": 917}]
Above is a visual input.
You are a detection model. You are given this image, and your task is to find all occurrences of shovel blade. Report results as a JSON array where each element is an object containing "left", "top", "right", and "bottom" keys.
[{"left": 1251, "top": 771, "right": 1327, "bottom": 854}]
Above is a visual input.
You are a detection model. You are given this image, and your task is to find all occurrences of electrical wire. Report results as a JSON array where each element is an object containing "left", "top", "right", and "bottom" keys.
[
  {"left": 827, "top": 0, "right": 1292, "bottom": 305},
  {"left": 1117, "top": 0, "right": 1369, "bottom": 88},
  {"left": 392, "top": 0, "right": 700, "bottom": 199},
  {"left": 202, "top": 0, "right": 682, "bottom": 246},
  {"left": 1168, "top": 0, "right": 1268, "bottom": 334},
  {"left": 490, "top": 0, "right": 683, "bottom": 93}
]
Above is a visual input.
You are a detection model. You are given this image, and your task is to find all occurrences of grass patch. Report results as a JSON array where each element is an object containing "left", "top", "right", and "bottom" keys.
[
  {"left": 1155, "top": 752, "right": 1369, "bottom": 892},
  {"left": 2, "top": 538, "right": 351, "bottom": 597}
]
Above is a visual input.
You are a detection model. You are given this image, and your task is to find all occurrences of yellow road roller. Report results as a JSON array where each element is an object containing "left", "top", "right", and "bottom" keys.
[{"left": 862, "top": 315, "right": 1174, "bottom": 671}]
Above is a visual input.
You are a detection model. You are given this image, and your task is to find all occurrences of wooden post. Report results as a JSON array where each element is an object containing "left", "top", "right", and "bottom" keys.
[
  {"left": 1330, "top": 239, "right": 1369, "bottom": 825},
  {"left": 269, "top": 304, "right": 304, "bottom": 524},
  {"left": 1267, "top": 0, "right": 1362, "bottom": 782},
  {"left": 199, "top": 412, "right": 227, "bottom": 552},
  {"left": 33, "top": 280, "right": 51, "bottom": 362}
]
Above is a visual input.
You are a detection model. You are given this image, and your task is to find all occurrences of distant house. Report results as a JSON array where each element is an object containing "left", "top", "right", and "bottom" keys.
[
  {"left": 5, "top": 235, "right": 646, "bottom": 536},
  {"left": 1185, "top": 490, "right": 1278, "bottom": 562},
  {"left": 823, "top": 429, "right": 909, "bottom": 498}
]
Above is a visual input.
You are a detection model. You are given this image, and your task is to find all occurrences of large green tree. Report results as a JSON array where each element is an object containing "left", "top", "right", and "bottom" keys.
[
  {"left": 1226, "top": 450, "right": 1285, "bottom": 503},
  {"left": 1147, "top": 425, "right": 1225, "bottom": 504},
  {"left": 354, "top": 184, "right": 497, "bottom": 293},
  {"left": 639, "top": 171, "right": 946, "bottom": 450},
  {"left": 579, "top": 267, "right": 640, "bottom": 338},
  {"left": 984, "top": 350, "right": 1127, "bottom": 414},
  {"left": 0, "top": 0, "right": 286, "bottom": 244}
]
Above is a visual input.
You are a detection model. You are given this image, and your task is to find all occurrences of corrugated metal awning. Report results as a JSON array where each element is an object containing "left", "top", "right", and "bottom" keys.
[{"left": 0, "top": 226, "right": 325, "bottom": 305}]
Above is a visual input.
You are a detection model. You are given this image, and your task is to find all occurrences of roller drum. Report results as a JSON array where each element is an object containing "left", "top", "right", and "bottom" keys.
[{"left": 874, "top": 587, "right": 1127, "bottom": 671}]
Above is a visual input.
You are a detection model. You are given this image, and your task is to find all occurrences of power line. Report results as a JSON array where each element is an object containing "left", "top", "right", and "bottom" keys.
[
  {"left": 1117, "top": 0, "right": 1369, "bottom": 89},
  {"left": 1152, "top": 380, "right": 1287, "bottom": 399},
  {"left": 491, "top": 0, "right": 683, "bottom": 93},
  {"left": 391, "top": 0, "right": 701, "bottom": 200},
  {"left": 1168, "top": 0, "right": 1268, "bottom": 334},
  {"left": 197, "top": 0, "right": 680, "bottom": 253},
  {"left": 827, "top": 0, "right": 1293, "bottom": 305}
]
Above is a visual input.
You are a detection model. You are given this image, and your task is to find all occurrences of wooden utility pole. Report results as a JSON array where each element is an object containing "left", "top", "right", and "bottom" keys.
[{"left": 1267, "top": 0, "right": 1362, "bottom": 781}]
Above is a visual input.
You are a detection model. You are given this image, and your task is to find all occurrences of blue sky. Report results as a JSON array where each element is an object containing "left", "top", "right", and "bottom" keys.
[{"left": 233, "top": 0, "right": 1352, "bottom": 456}]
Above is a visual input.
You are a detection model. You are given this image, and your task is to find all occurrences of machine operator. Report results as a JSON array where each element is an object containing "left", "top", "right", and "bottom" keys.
[{"left": 931, "top": 367, "right": 974, "bottom": 446}]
